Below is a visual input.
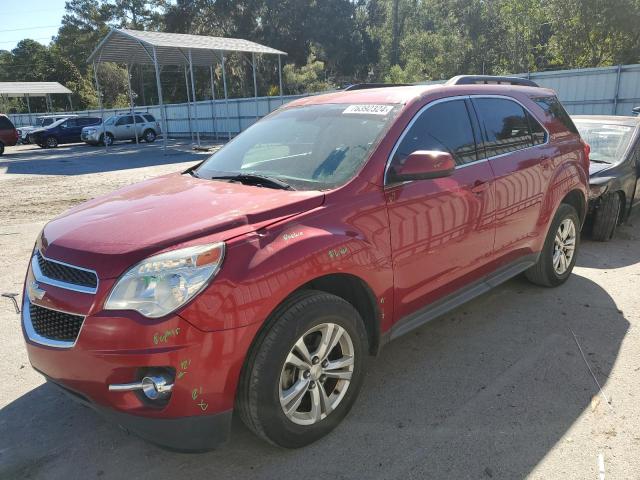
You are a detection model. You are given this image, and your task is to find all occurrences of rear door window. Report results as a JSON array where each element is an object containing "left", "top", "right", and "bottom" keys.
[
  {"left": 527, "top": 112, "right": 547, "bottom": 145},
  {"left": 143, "top": 114, "right": 155, "bottom": 122},
  {"left": 392, "top": 99, "right": 479, "bottom": 168},
  {"left": 473, "top": 98, "right": 534, "bottom": 157}
]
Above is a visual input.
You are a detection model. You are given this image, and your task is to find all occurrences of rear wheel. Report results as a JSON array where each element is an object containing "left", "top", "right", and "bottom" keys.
[
  {"left": 237, "top": 290, "right": 367, "bottom": 448},
  {"left": 591, "top": 192, "right": 621, "bottom": 242},
  {"left": 525, "top": 203, "right": 580, "bottom": 287},
  {"left": 143, "top": 129, "right": 156, "bottom": 143},
  {"left": 45, "top": 136, "right": 58, "bottom": 148}
]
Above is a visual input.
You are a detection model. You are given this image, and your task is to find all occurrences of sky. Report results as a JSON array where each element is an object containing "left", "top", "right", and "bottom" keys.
[{"left": 0, "top": 0, "right": 67, "bottom": 52}]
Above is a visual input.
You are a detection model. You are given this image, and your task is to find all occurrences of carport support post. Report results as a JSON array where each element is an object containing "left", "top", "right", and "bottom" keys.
[
  {"left": 184, "top": 66, "right": 194, "bottom": 144},
  {"left": 278, "top": 55, "right": 283, "bottom": 102},
  {"left": 152, "top": 46, "right": 167, "bottom": 154},
  {"left": 210, "top": 65, "right": 217, "bottom": 139},
  {"left": 252, "top": 52, "right": 259, "bottom": 122},
  {"left": 92, "top": 61, "right": 108, "bottom": 151},
  {"left": 67, "top": 94, "right": 74, "bottom": 113},
  {"left": 126, "top": 64, "right": 139, "bottom": 145},
  {"left": 221, "top": 52, "right": 231, "bottom": 141},
  {"left": 188, "top": 49, "right": 201, "bottom": 147},
  {"left": 26, "top": 94, "right": 32, "bottom": 125}
]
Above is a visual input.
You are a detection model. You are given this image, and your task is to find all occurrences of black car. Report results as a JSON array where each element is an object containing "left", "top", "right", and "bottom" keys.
[
  {"left": 30, "top": 116, "right": 102, "bottom": 148},
  {"left": 573, "top": 115, "right": 640, "bottom": 241}
]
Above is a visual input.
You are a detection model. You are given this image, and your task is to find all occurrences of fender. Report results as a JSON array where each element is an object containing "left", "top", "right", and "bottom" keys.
[
  {"left": 534, "top": 149, "right": 588, "bottom": 251},
  {"left": 178, "top": 182, "right": 394, "bottom": 334}
]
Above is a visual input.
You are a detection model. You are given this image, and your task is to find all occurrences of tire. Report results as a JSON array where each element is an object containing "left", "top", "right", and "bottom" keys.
[
  {"left": 45, "top": 136, "right": 58, "bottom": 148},
  {"left": 237, "top": 290, "right": 368, "bottom": 448},
  {"left": 591, "top": 192, "right": 621, "bottom": 242},
  {"left": 525, "top": 203, "right": 580, "bottom": 287},
  {"left": 143, "top": 129, "right": 156, "bottom": 143},
  {"left": 100, "top": 133, "right": 114, "bottom": 146},
  {"left": 0, "top": 142, "right": 4, "bottom": 155}
]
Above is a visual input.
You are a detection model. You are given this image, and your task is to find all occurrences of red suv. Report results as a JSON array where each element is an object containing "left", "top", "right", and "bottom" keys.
[
  {"left": 0, "top": 114, "right": 19, "bottom": 155},
  {"left": 22, "top": 76, "right": 589, "bottom": 451}
]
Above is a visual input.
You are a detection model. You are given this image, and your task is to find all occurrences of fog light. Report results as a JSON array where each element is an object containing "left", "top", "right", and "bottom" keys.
[{"left": 141, "top": 375, "right": 173, "bottom": 400}]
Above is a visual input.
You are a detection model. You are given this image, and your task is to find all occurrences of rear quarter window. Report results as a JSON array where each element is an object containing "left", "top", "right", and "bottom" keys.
[
  {"left": 532, "top": 96, "right": 578, "bottom": 134},
  {"left": 0, "top": 116, "right": 15, "bottom": 130}
]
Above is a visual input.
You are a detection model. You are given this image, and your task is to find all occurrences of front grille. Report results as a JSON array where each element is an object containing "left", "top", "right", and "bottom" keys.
[
  {"left": 36, "top": 251, "right": 98, "bottom": 289},
  {"left": 29, "top": 303, "right": 84, "bottom": 342}
]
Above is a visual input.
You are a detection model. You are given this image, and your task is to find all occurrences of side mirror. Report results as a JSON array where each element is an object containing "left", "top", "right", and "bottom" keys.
[{"left": 392, "top": 150, "right": 456, "bottom": 182}]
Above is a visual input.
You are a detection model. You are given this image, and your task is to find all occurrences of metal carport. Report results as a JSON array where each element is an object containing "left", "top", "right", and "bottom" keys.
[
  {"left": 88, "top": 28, "right": 287, "bottom": 152},
  {"left": 0, "top": 82, "right": 74, "bottom": 124}
]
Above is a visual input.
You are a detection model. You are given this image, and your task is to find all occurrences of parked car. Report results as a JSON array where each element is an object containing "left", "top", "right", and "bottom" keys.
[
  {"left": 30, "top": 116, "right": 102, "bottom": 148},
  {"left": 19, "top": 115, "right": 77, "bottom": 144},
  {"left": 22, "top": 77, "right": 588, "bottom": 451},
  {"left": 0, "top": 114, "right": 19, "bottom": 155},
  {"left": 573, "top": 115, "right": 640, "bottom": 240},
  {"left": 82, "top": 112, "right": 160, "bottom": 146}
]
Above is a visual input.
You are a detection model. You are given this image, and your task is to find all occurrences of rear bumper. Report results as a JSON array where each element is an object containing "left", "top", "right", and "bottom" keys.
[{"left": 48, "top": 377, "right": 232, "bottom": 451}]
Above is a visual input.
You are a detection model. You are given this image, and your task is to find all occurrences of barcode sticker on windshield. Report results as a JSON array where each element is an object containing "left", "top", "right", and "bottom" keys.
[{"left": 343, "top": 104, "right": 394, "bottom": 115}]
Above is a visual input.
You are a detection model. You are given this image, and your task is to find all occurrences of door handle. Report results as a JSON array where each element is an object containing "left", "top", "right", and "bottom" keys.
[{"left": 471, "top": 180, "right": 490, "bottom": 194}]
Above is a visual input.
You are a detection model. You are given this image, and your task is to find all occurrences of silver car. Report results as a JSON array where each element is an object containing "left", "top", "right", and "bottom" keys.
[{"left": 81, "top": 113, "right": 161, "bottom": 146}]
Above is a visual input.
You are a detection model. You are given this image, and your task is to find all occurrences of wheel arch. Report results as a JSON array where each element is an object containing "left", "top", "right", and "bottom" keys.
[
  {"left": 302, "top": 273, "right": 381, "bottom": 356},
  {"left": 561, "top": 188, "right": 587, "bottom": 225}
]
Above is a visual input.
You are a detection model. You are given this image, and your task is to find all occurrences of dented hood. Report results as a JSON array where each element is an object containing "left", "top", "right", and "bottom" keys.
[{"left": 40, "top": 173, "right": 324, "bottom": 278}]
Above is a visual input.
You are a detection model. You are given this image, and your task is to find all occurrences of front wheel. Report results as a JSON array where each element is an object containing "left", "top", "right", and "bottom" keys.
[
  {"left": 591, "top": 192, "right": 621, "bottom": 242},
  {"left": 526, "top": 203, "right": 580, "bottom": 287},
  {"left": 100, "top": 133, "right": 114, "bottom": 146},
  {"left": 237, "top": 290, "right": 367, "bottom": 448}
]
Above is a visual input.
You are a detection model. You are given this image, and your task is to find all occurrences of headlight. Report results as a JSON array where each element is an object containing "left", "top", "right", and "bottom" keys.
[
  {"left": 589, "top": 183, "right": 608, "bottom": 199},
  {"left": 85, "top": 128, "right": 97, "bottom": 134},
  {"left": 104, "top": 242, "right": 225, "bottom": 318}
]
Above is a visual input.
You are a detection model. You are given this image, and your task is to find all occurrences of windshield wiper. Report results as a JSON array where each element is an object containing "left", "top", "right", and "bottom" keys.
[
  {"left": 590, "top": 158, "right": 612, "bottom": 164},
  {"left": 206, "top": 173, "right": 295, "bottom": 190}
]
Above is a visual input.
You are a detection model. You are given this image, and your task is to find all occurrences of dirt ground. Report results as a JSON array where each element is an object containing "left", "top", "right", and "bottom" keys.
[{"left": 1, "top": 143, "right": 639, "bottom": 479}]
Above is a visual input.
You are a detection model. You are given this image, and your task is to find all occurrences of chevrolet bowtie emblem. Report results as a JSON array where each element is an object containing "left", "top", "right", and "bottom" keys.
[{"left": 28, "top": 281, "right": 46, "bottom": 301}]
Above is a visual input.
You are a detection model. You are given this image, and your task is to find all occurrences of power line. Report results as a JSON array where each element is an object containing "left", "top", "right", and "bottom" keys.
[{"left": 0, "top": 25, "right": 60, "bottom": 33}]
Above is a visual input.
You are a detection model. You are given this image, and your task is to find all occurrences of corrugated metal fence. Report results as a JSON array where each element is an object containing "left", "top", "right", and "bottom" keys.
[
  {"left": 8, "top": 94, "right": 310, "bottom": 138},
  {"left": 523, "top": 64, "right": 640, "bottom": 115},
  {"left": 8, "top": 64, "right": 640, "bottom": 136}
]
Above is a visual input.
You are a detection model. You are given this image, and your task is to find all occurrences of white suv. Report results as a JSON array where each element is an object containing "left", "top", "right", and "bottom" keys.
[{"left": 81, "top": 113, "right": 161, "bottom": 146}]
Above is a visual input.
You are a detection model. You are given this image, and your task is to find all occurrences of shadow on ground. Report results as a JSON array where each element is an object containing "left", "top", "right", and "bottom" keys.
[
  {"left": 0, "top": 142, "right": 213, "bottom": 176},
  {"left": 0, "top": 271, "right": 628, "bottom": 479},
  {"left": 578, "top": 211, "right": 640, "bottom": 269}
]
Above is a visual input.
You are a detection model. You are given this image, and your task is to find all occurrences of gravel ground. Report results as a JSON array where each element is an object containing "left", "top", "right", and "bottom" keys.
[{"left": 1, "top": 143, "right": 639, "bottom": 479}]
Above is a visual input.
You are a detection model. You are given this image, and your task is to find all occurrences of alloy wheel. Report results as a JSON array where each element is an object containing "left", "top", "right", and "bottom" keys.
[
  {"left": 553, "top": 218, "right": 576, "bottom": 275},
  {"left": 279, "top": 322, "right": 355, "bottom": 426}
]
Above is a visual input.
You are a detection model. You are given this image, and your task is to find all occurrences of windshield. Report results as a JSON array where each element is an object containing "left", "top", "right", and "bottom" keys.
[
  {"left": 104, "top": 116, "right": 116, "bottom": 125},
  {"left": 45, "top": 118, "right": 68, "bottom": 129},
  {"left": 195, "top": 103, "right": 401, "bottom": 190},
  {"left": 574, "top": 120, "right": 635, "bottom": 164}
]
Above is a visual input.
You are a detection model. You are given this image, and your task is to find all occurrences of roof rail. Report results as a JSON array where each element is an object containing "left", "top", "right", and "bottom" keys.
[
  {"left": 343, "top": 83, "right": 412, "bottom": 91},
  {"left": 447, "top": 75, "right": 539, "bottom": 88}
]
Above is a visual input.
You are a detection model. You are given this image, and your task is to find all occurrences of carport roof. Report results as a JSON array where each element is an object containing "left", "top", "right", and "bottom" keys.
[
  {"left": 0, "top": 82, "right": 72, "bottom": 97},
  {"left": 88, "top": 28, "right": 287, "bottom": 66}
]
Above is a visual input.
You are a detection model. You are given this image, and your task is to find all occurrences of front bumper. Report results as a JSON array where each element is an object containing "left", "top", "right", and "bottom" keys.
[
  {"left": 23, "top": 285, "right": 261, "bottom": 450},
  {"left": 81, "top": 131, "right": 101, "bottom": 143},
  {"left": 48, "top": 377, "right": 232, "bottom": 451}
]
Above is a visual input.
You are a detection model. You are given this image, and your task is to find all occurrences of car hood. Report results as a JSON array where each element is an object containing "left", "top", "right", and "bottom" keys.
[{"left": 40, "top": 173, "right": 325, "bottom": 278}]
